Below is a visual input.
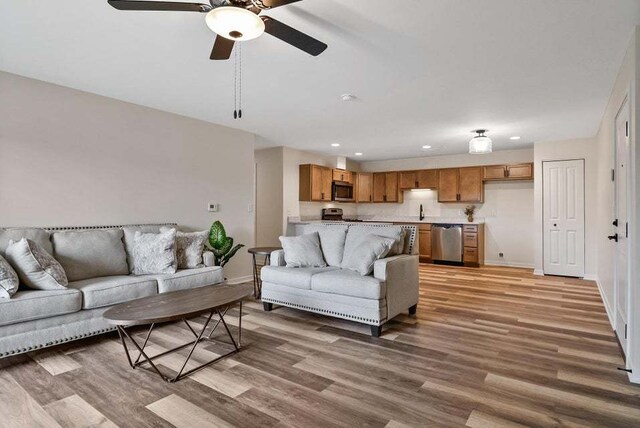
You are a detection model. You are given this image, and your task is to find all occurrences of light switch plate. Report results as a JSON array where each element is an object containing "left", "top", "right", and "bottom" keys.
[{"left": 208, "top": 202, "right": 219, "bottom": 212}]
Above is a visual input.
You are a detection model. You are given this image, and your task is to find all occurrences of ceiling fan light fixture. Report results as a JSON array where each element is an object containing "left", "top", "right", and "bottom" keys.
[
  {"left": 205, "top": 6, "right": 265, "bottom": 41},
  {"left": 469, "top": 130, "right": 492, "bottom": 154}
]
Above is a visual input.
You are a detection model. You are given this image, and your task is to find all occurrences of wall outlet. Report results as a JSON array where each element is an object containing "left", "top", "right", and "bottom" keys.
[{"left": 208, "top": 202, "right": 219, "bottom": 212}]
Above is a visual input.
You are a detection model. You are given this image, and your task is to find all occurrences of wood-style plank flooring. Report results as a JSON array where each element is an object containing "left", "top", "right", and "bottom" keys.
[{"left": 2, "top": 264, "right": 639, "bottom": 427}]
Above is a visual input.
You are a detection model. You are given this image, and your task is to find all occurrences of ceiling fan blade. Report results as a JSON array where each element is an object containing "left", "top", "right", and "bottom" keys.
[
  {"left": 107, "top": 1, "right": 212, "bottom": 12},
  {"left": 257, "top": 0, "right": 302, "bottom": 8},
  {"left": 210, "top": 36, "right": 235, "bottom": 60},
  {"left": 262, "top": 16, "right": 327, "bottom": 56}
]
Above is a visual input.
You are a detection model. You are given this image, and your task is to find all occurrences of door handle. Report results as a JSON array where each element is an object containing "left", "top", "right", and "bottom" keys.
[{"left": 608, "top": 233, "right": 619, "bottom": 242}]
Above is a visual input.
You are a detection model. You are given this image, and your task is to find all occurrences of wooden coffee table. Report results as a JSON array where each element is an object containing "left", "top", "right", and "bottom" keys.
[{"left": 103, "top": 283, "right": 253, "bottom": 383}]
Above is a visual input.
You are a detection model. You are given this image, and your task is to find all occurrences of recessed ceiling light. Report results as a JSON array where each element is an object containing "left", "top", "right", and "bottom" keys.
[
  {"left": 341, "top": 94, "right": 357, "bottom": 102},
  {"left": 354, "top": 152, "right": 363, "bottom": 156},
  {"left": 331, "top": 143, "right": 340, "bottom": 147},
  {"left": 510, "top": 136, "right": 521, "bottom": 140},
  {"left": 422, "top": 145, "right": 432, "bottom": 149}
]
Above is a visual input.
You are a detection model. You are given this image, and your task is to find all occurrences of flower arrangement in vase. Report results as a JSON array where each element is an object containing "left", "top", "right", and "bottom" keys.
[{"left": 464, "top": 205, "right": 476, "bottom": 223}]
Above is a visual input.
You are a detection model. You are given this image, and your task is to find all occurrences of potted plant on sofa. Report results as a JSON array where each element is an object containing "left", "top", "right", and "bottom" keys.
[{"left": 208, "top": 221, "right": 244, "bottom": 267}]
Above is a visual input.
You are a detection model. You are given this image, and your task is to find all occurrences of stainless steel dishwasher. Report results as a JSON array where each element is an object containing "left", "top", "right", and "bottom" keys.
[{"left": 431, "top": 224, "right": 463, "bottom": 264}]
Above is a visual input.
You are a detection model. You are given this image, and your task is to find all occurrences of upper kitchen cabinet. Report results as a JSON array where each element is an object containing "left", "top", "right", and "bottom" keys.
[
  {"left": 482, "top": 163, "right": 533, "bottom": 181},
  {"left": 332, "top": 169, "right": 354, "bottom": 184},
  {"left": 437, "top": 167, "right": 484, "bottom": 203},
  {"left": 299, "top": 164, "right": 332, "bottom": 202},
  {"left": 356, "top": 172, "right": 373, "bottom": 203},
  {"left": 373, "top": 172, "right": 402, "bottom": 202},
  {"left": 399, "top": 170, "right": 437, "bottom": 190}
]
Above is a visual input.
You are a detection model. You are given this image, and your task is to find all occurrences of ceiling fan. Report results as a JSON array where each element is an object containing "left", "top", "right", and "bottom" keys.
[{"left": 107, "top": 0, "right": 328, "bottom": 60}]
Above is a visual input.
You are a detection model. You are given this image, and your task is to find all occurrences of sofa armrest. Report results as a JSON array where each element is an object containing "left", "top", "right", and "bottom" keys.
[
  {"left": 270, "top": 249, "right": 286, "bottom": 266},
  {"left": 203, "top": 251, "right": 215, "bottom": 267},
  {"left": 374, "top": 254, "right": 419, "bottom": 320}
]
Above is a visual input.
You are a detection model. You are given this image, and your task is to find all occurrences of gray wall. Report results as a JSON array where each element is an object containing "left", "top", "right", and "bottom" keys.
[{"left": 0, "top": 72, "right": 256, "bottom": 281}]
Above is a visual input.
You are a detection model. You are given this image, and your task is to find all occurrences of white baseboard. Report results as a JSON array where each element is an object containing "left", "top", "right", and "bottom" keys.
[
  {"left": 226, "top": 275, "right": 253, "bottom": 285},
  {"left": 484, "top": 260, "right": 535, "bottom": 269},
  {"left": 591, "top": 275, "right": 615, "bottom": 330},
  {"left": 533, "top": 269, "right": 544, "bottom": 276}
]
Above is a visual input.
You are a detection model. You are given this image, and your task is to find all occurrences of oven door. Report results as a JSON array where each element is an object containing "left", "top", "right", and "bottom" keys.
[{"left": 332, "top": 182, "right": 353, "bottom": 201}]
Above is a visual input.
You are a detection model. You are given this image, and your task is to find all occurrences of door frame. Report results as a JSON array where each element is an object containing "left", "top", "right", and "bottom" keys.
[{"left": 541, "top": 158, "right": 586, "bottom": 278}]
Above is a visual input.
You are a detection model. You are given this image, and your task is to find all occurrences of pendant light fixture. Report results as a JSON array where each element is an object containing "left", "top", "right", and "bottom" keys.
[{"left": 469, "top": 129, "right": 492, "bottom": 154}]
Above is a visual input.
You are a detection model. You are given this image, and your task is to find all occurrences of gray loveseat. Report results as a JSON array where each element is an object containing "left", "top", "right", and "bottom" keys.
[
  {"left": 0, "top": 223, "right": 224, "bottom": 358},
  {"left": 261, "top": 223, "right": 419, "bottom": 337}
]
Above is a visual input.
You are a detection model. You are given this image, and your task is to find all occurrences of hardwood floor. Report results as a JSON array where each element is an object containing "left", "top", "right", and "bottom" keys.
[{"left": 2, "top": 264, "right": 639, "bottom": 427}]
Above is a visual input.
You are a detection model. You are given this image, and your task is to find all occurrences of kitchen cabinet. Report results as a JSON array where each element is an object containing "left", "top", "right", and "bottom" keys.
[
  {"left": 483, "top": 163, "right": 533, "bottom": 181},
  {"left": 418, "top": 224, "right": 432, "bottom": 262},
  {"left": 299, "top": 164, "right": 332, "bottom": 202},
  {"left": 437, "top": 167, "right": 483, "bottom": 203},
  {"left": 462, "top": 224, "right": 484, "bottom": 267},
  {"left": 356, "top": 172, "right": 373, "bottom": 203},
  {"left": 332, "top": 169, "right": 354, "bottom": 184},
  {"left": 399, "top": 170, "right": 437, "bottom": 190},
  {"left": 373, "top": 172, "right": 401, "bottom": 202}
]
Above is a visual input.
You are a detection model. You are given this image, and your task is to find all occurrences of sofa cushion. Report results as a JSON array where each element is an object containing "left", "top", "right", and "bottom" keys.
[
  {"left": 147, "top": 266, "right": 224, "bottom": 293},
  {"left": 341, "top": 234, "right": 396, "bottom": 276},
  {"left": 299, "top": 224, "right": 348, "bottom": 267},
  {"left": 0, "top": 289, "right": 82, "bottom": 327},
  {"left": 261, "top": 266, "right": 339, "bottom": 290},
  {"left": 343, "top": 225, "right": 405, "bottom": 260},
  {"left": 123, "top": 225, "right": 165, "bottom": 273},
  {"left": 279, "top": 233, "right": 327, "bottom": 268},
  {"left": 131, "top": 229, "right": 177, "bottom": 275},
  {"left": 311, "top": 269, "right": 386, "bottom": 300},
  {"left": 6, "top": 238, "right": 68, "bottom": 290},
  {"left": 160, "top": 227, "right": 208, "bottom": 269},
  {"left": 0, "top": 228, "right": 52, "bottom": 257},
  {"left": 68, "top": 275, "right": 158, "bottom": 309},
  {"left": 51, "top": 229, "right": 129, "bottom": 281},
  {"left": 0, "top": 255, "right": 19, "bottom": 299}
]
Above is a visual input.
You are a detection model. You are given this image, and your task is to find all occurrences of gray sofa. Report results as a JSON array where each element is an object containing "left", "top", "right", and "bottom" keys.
[
  {"left": 261, "top": 223, "right": 419, "bottom": 337},
  {"left": 0, "top": 223, "right": 224, "bottom": 358}
]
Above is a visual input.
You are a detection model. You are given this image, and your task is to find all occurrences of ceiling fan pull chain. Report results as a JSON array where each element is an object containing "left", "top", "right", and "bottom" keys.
[
  {"left": 233, "top": 45, "right": 238, "bottom": 119},
  {"left": 238, "top": 43, "right": 242, "bottom": 119}
]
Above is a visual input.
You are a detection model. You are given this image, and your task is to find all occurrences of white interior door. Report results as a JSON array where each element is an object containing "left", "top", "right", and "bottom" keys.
[
  {"left": 614, "top": 97, "right": 630, "bottom": 353},
  {"left": 543, "top": 160, "right": 585, "bottom": 277}
]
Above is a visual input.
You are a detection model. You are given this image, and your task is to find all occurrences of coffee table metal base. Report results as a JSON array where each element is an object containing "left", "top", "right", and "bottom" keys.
[{"left": 115, "top": 303, "right": 242, "bottom": 383}]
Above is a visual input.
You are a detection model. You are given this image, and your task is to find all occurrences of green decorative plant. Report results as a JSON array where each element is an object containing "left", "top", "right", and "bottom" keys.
[{"left": 208, "top": 221, "right": 244, "bottom": 267}]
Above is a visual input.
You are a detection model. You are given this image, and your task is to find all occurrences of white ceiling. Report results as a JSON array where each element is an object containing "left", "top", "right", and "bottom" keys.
[{"left": 1, "top": 0, "right": 639, "bottom": 160}]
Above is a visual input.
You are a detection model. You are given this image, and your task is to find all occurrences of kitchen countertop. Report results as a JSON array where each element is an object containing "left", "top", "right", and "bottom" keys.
[{"left": 288, "top": 216, "right": 485, "bottom": 225}]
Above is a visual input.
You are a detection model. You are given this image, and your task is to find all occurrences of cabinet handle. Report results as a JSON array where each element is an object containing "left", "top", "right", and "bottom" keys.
[
  {"left": 369, "top": 195, "right": 372, "bottom": 202},
  {"left": 415, "top": 180, "right": 419, "bottom": 188},
  {"left": 321, "top": 192, "right": 324, "bottom": 200},
  {"left": 505, "top": 167, "right": 510, "bottom": 178},
  {"left": 383, "top": 195, "right": 387, "bottom": 202}
]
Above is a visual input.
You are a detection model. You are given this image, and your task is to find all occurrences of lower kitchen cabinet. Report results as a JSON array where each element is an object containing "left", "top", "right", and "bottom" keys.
[
  {"left": 462, "top": 224, "right": 484, "bottom": 267},
  {"left": 418, "top": 224, "right": 432, "bottom": 262}
]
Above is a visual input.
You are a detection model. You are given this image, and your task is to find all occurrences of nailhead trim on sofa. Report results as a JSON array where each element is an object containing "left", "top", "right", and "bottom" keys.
[
  {"left": 0, "top": 327, "right": 116, "bottom": 357},
  {"left": 261, "top": 297, "right": 386, "bottom": 326}
]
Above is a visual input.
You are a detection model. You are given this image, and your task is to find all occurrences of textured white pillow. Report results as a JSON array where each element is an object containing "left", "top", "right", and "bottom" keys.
[
  {"left": 131, "top": 229, "right": 177, "bottom": 275},
  {"left": 0, "top": 254, "right": 19, "bottom": 299},
  {"left": 160, "top": 227, "right": 208, "bottom": 269},
  {"left": 5, "top": 238, "right": 68, "bottom": 290},
  {"left": 279, "top": 232, "right": 327, "bottom": 268},
  {"left": 341, "top": 234, "right": 396, "bottom": 276},
  {"left": 300, "top": 225, "right": 348, "bottom": 267}
]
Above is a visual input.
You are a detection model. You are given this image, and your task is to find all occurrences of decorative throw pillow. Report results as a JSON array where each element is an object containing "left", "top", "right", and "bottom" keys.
[
  {"left": 341, "top": 234, "right": 396, "bottom": 276},
  {"left": 279, "top": 232, "right": 327, "bottom": 268},
  {"left": 160, "top": 227, "right": 208, "bottom": 269},
  {"left": 300, "top": 225, "right": 348, "bottom": 267},
  {"left": 0, "top": 255, "right": 19, "bottom": 299},
  {"left": 5, "top": 238, "right": 68, "bottom": 290},
  {"left": 131, "top": 229, "right": 177, "bottom": 275}
]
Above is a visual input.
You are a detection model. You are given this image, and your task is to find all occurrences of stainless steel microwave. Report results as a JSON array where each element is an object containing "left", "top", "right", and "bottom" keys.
[{"left": 332, "top": 182, "right": 354, "bottom": 201}]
